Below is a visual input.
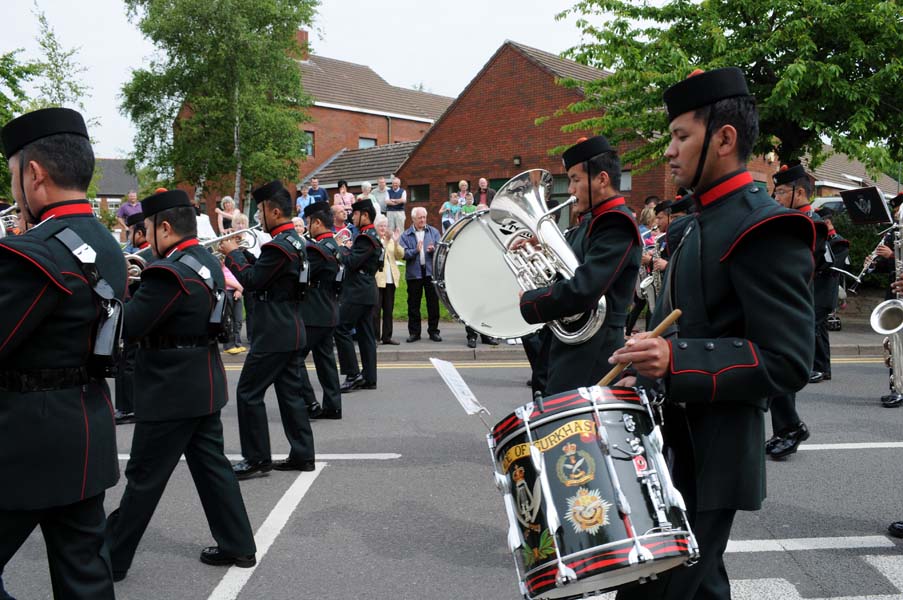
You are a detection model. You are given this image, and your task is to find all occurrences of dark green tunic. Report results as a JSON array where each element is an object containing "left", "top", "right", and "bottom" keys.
[
  {"left": 650, "top": 170, "right": 815, "bottom": 512},
  {"left": 519, "top": 196, "right": 641, "bottom": 394}
]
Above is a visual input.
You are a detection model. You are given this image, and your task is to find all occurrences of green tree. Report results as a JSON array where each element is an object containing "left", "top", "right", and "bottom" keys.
[
  {"left": 121, "top": 0, "right": 318, "bottom": 206},
  {"left": 555, "top": 0, "right": 903, "bottom": 173},
  {"left": 0, "top": 50, "right": 40, "bottom": 200}
]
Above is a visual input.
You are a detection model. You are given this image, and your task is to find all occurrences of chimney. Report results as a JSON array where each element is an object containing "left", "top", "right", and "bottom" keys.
[{"left": 295, "top": 29, "right": 309, "bottom": 61}]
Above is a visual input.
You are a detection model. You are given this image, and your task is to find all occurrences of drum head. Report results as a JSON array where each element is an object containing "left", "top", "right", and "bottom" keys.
[{"left": 435, "top": 212, "right": 541, "bottom": 339}]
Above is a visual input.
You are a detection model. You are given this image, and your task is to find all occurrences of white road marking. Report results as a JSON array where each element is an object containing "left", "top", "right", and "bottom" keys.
[
  {"left": 117, "top": 452, "right": 402, "bottom": 461},
  {"left": 726, "top": 535, "right": 895, "bottom": 553},
  {"left": 800, "top": 442, "right": 903, "bottom": 451},
  {"left": 205, "top": 465, "right": 325, "bottom": 600}
]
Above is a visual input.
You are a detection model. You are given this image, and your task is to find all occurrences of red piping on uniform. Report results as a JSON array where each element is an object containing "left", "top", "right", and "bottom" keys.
[
  {"left": 697, "top": 171, "right": 754, "bottom": 207},
  {"left": 145, "top": 265, "right": 191, "bottom": 294},
  {"left": 599, "top": 238, "right": 636, "bottom": 297},
  {"left": 315, "top": 232, "right": 334, "bottom": 241},
  {"left": 146, "top": 290, "right": 182, "bottom": 331},
  {"left": 80, "top": 388, "right": 90, "bottom": 500},
  {"left": 0, "top": 244, "right": 71, "bottom": 294},
  {"left": 41, "top": 202, "right": 95, "bottom": 219},
  {"left": 207, "top": 345, "right": 214, "bottom": 413},
  {"left": 171, "top": 238, "right": 200, "bottom": 253},
  {"left": 62, "top": 271, "right": 88, "bottom": 284},
  {"left": 669, "top": 339, "right": 761, "bottom": 403},
  {"left": 590, "top": 196, "right": 626, "bottom": 218},
  {"left": 360, "top": 224, "right": 375, "bottom": 232},
  {"left": 720, "top": 213, "right": 817, "bottom": 261},
  {"left": 99, "top": 384, "right": 114, "bottom": 418},
  {"left": 0, "top": 282, "right": 49, "bottom": 353},
  {"left": 270, "top": 222, "right": 295, "bottom": 237}
]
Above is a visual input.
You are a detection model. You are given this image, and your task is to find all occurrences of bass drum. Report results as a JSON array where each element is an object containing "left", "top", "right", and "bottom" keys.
[{"left": 433, "top": 210, "right": 541, "bottom": 339}]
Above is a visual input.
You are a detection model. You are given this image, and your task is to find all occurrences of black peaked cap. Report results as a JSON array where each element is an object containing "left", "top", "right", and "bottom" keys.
[
  {"left": 1, "top": 107, "right": 89, "bottom": 158},
  {"left": 125, "top": 212, "right": 146, "bottom": 227},
  {"left": 562, "top": 135, "right": 613, "bottom": 170},
  {"left": 303, "top": 200, "right": 330, "bottom": 219},
  {"left": 141, "top": 189, "right": 191, "bottom": 218},
  {"left": 252, "top": 180, "right": 285, "bottom": 203},
  {"left": 773, "top": 164, "right": 808, "bottom": 186},
  {"left": 663, "top": 67, "right": 751, "bottom": 123}
]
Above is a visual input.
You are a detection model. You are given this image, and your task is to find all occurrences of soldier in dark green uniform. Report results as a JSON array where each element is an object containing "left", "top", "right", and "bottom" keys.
[
  {"left": 766, "top": 164, "right": 828, "bottom": 459},
  {"left": 114, "top": 210, "right": 152, "bottom": 425},
  {"left": 812, "top": 206, "right": 849, "bottom": 382},
  {"left": 220, "top": 181, "right": 316, "bottom": 479},
  {"left": 106, "top": 189, "right": 256, "bottom": 580},
  {"left": 518, "top": 135, "right": 641, "bottom": 394},
  {"left": 611, "top": 68, "right": 815, "bottom": 600},
  {"left": 335, "top": 199, "right": 382, "bottom": 392},
  {"left": 299, "top": 202, "right": 343, "bottom": 419},
  {"left": 0, "top": 107, "right": 126, "bottom": 599}
]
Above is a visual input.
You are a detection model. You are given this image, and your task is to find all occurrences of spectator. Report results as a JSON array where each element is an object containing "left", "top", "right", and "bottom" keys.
[
  {"left": 458, "top": 179, "right": 469, "bottom": 199},
  {"left": 372, "top": 176, "right": 389, "bottom": 214},
  {"left": 332, "top": 204, "right": 354, "bottom": 247},
  {"left": 215, "top": 196, "right": 240, "bottom": 233},
  {"left": 308, "top": 177, "right": 328, "bottom": 203},
  {"left": 357, "top": 181, "right": 381, "bottom": 218},
  {"left": 475, "top": 177, "right": 496, "bottom": 206},
  {"left": 296, "top": 185, "right": 316, "bottom": 219},
  {"left": 374, "top": 214, "right": 404, "bottom": 345},
  {"left": 232, "top": 213, "right": 270, "bottom": 258},
  {"left": 637, "top": 205, "right": 657, "bottom": 242},
  {"left": 116, "top": 189, "right": 141, "bottom": 242},
  {"left": 461, "top": 192, "right": 477, "bottom": 217},
  {"left": 221, "top": 253, "right": 246, "bottom": 355},
  {"left": 292, "top": 216, "right": 306, "bottom": 237},
  {"left": 385, "top": 177, "right": 407, "bottom": 236},
  {"left": 333, "top": 179, "right": 355, "bottom": 213},
  {"left": 400, "top": 207, "right": 442, "bottom": 343},
  {"left": 441, "top": 193, "right": 461, "bottom": 232},
  {"left": 643, "top": 195, "right": 661, "bottom": 208}
]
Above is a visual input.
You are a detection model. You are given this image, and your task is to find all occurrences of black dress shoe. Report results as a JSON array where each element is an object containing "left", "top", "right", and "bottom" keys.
[
  {"left": 764, "top": 433, "right": 783, "bottom": 454},
  {"left": 307, "top": 403, "right": 323, "bottom": 419},
  {"left": 200, "top": 546, "right": 256, "bottom": 568},
  {"left": 319, "top": 408, "right": 342, "bottom": 419},
  {"left": 232, "top": 459, "right": 272, "bottom": 480},
  {"left": 808, "top": 371, "right": 825, "bottom": 384},
  {"left": 406, "top": 335, "right": 421, "bottom": 343},
  {"left": 466, "top": 338, "right": 477, "bottom": 349},
  {"left": 888, "top": 521, "right": 903, "bottom": 538},
  {"left": 429, "top": 333, "right": 442, "bottom": 342},
  {"left": 882, "top": 393, "right": 903, "bottom": 408},
  {"left": 272, "top": 458, "right": 316, "bottom": 472},
  {"left": 113, "top": 570, "right": 127, "bottom": 582},
  {"left": 340, "top": 374, "right": 364, "bottom": 392},
  {"left": 482, "top": 336, "right": 499, "bottom": 346},
  {"left": 361, "top": 381, "right": 377, "bottom": 390},
  {"left": 822, "top": 372, "right": 831, "bottom": 381},
  {"left": 767, "top": 422, "right": 810, "bottom": 459},
  {"left": 114, "top": 410, "right": 136, "bottom": 425},
  {"left": 382, "top": 338, "right": 400, "bottom": 345}
]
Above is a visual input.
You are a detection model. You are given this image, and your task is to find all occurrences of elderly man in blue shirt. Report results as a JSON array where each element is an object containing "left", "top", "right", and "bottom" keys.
[{"left": 400, "top": 206, "right": 442, "bottom": 342}]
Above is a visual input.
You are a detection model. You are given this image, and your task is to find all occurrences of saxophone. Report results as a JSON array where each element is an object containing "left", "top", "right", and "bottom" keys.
[
  {"left": 870, "top": 207, "right": 903, "bottom": 399},
  {"left": 639, "top": 232, "right": 666, "bottom": 308}
]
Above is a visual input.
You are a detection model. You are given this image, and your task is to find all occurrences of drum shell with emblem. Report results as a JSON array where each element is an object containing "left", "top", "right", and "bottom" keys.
[{"left": 489, "top": 387, "right": 697, "bottom": 599}]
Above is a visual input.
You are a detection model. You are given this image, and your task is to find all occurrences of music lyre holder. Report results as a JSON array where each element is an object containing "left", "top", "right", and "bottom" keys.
[{"left": 841, "top": 186, "right": 893, "bottom": 226}]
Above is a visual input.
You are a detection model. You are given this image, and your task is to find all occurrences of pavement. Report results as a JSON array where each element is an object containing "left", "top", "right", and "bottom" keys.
[{"left": 219, "top": 318, "right": 888, "bottom": 365}]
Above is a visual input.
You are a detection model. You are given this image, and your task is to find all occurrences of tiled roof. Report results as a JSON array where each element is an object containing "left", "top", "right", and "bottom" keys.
[
  {"left": 303, "top": 142, "right": 419, "bottom": 188},
  {"left": 299, "top": 55, "right": 453, "bottom": 121},
  {"left": 95, "top": 159, "right": 138, "bottom": 197},
  {"left": 507, "top": 41, "right": 609, "bottom": 84},
  {"left": 804, "top": 147, "right": 901, "bottom": 197}
]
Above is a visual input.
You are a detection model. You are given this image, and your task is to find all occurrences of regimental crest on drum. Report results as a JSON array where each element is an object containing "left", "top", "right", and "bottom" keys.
[
  {"left": 565, "top": 487, "right": 612, "bottom": 535},
  {"left": 521, "top": 529, "right": 556, "bottom": 568},
  {"left": 556, "top": 442, "right": 595, "bottom": 487},
  {"left": 512, "top": 464, "right": 542, "bottom": 532}
]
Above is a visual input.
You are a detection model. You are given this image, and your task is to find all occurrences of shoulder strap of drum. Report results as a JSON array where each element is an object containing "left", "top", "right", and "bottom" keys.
[
  {"left": 177, "top": 254, "right": 215, "bottom": 291},
  {"left": 177, "top": 253, "right": 230, "bottom": 338},
  {"left": 54, "top": 227, "right": 116, "bottom": 300}
]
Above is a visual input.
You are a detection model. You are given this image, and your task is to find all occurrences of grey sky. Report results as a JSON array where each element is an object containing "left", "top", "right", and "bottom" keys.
[{"left": 6, "top": 1, "right": 583, "bottom": 158}]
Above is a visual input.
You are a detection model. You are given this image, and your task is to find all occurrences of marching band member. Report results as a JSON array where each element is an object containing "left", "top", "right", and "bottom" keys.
[
  {"left": 517, "top": 134, "right": 641, "bottom": 394},
  {"left": 610, "top": 67, "right": 815, "bottom": 600},
  {"left": 106, "top": 189, "right": 256, "bottom": 580},
  {"left": 0, "top": 107, "right": 126, "bottom": 598},
  {"left": 220, "top": 181, "right": 316, "bottom": 479},
  {"left": 812, "top": 206, "right": 849, "bottom": 383}
]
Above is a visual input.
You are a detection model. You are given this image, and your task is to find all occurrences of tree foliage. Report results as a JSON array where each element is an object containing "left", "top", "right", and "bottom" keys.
[
  {"left": 121, "top": 0, "right": 318, "bottom": 204},
  {"left": 555, "top": 0, "right": 903, "bottom": 174},
  {"left": 0, "top": 51, "right": 40, "bottom": 200}
]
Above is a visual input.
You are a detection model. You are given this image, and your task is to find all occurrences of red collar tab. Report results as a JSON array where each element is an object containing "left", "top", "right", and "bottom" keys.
[
  {"left": 315, "top": 232, "right": 334, "bottom": 241},
  {"left": 40, "top": 201, "right": 94, "bottom": 220},
  {"left": 138, "top": 242, "right": 150, "bottom": 250},
  {"left": 270, "top": 222, "right": 295, "bottom": 237},
  {"left": 697, "top": 171, "right": 754, "bottom": 208},
  {"left": 172, "top": 238, "right": 199, "bottom": 253},
  {"left": 828, "top": 228, "right": 836, "bottom": 236},
  {"left": 591, "top": 196, "right": 626, "bottom": 218},
  {"left": 799, "top": 205, "right": 813, "bottom": 215},
  {"left": 360, "top": 224, "right": 375, "bottom": 232}
]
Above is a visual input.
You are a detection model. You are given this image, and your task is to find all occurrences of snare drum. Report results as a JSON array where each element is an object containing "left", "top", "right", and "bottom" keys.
[
  {"left": 433, "top": 210, "right": 540, "bottom": 340},
  {"left": 488, "top": 386, "right": 698, "bottom": 599}
]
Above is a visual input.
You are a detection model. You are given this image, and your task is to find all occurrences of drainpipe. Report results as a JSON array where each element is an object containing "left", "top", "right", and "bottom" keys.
[{"left": 385, "top": 115, "right": 392, "bottom": 144}]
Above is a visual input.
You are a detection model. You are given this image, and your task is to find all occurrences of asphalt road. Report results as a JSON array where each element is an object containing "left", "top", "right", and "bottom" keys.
[{"left": 5, "top": 357, "right": 903, "bottom": 600}]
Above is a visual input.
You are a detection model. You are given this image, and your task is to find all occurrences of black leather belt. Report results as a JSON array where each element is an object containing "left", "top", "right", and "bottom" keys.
[
  {"left": 139, "top": 335, "right": 217, "bottom": 350},
  {"left": 0, "top": 367, "right": 91, "bottom": 392},
  {"left": 253, "top": 291, "right": 301, "bottom": 303}
]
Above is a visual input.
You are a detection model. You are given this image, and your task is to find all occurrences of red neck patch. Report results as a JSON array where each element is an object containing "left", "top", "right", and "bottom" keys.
[
  {"left": 798, "top": 205, "right": 813, "bottom": 215},
  {"left": 138, "top": 242, "right": 150, "bottom": 250},
  {"left": 315, "top": 232, "right": 334, "bottom": 241},
  {"left": 270, "top": 222, "right": 295, "bottom": 236},
  {"left": 360, "top": 224, "right": 375, "bottom": 232},
  {"left": 40, "top": 201, "right": 93, "bottom": 220},
  {"left": 697, "top": 171, "right": 754, "bottom": 208},
  {"left": 590, "top": 196, "right": 626, "bottom": 219}
]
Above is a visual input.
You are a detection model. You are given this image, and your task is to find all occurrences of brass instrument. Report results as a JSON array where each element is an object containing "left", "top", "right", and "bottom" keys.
[
  {"left": 125, "top": 252, "right": 147, "bottom": 282},
  {"left": 489, "top": 169, "right": 606, "bottom": 345},
  {"left": 0, "top": 205, "right": 20, "bottom": 238},
  {"left": 870, "top": 209, "right": 903, "bottom": 399},
  {"left": 639, "top": 231, "right": 665, "bottom": 308},
  {"left": 200, "top": 226, "right": 262, "bottom": 258}
]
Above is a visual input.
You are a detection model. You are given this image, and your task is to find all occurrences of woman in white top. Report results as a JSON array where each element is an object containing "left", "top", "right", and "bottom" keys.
[{"left": 373, "top": 215, "right": 404, "bottom": 345}]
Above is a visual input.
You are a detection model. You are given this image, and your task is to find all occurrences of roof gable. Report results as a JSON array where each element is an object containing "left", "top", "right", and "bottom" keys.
[
  {"left": 95, "top": 159, "right": 138, "bottom": 197},
  {"left": 804, "top": 146, "right": 901, "bottom": 197},
  {"left": 299, "top": 54, "right": 453, "bottom": 121},
  {"left": 304, "top": 142, "right": 418, "bottom": 188}
]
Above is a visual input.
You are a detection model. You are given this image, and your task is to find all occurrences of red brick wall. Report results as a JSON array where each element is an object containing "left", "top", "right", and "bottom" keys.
[
  {"left": 395, "top": 45, "right": 673, "bottom": 227},
  {"left": 298, "top": 106, "right": 431, "bottom": 182}
]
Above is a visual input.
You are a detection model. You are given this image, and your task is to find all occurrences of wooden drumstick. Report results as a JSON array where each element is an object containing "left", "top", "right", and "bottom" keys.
[{"left": 597, "top": 308, "right": 683, "bottom": 387}]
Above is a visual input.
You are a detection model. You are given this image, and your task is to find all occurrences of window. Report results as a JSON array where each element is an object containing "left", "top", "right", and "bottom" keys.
[
  {"left": 409, "top": 185, "right": 429, "bottom": 203},
  {"left": 359, "top": 137, "right": 377, "bottom": 149},
  {"left": 304, "top": 131, "right": 314, "bottom": 157},
  {"left": 551, "top": 175, "right": 572, "bottom": 230},
  {"left": 620, "top": 170, "right": 632, "bottom": 192}
]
